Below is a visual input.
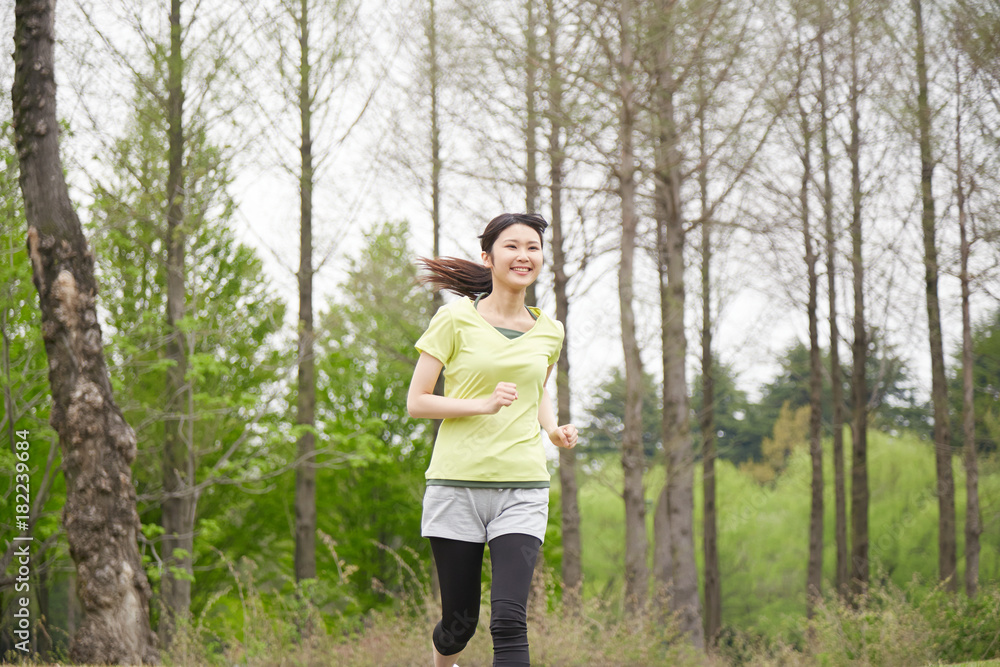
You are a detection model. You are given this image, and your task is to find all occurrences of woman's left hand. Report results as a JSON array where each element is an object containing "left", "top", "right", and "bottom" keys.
[{"left": 548, "top": 424, "right": 578, "bottom": 449}]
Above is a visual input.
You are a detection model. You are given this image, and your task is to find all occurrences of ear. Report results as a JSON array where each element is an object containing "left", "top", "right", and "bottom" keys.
[{"left": 481, "top": 250, "right": 492, "bottom": 268}]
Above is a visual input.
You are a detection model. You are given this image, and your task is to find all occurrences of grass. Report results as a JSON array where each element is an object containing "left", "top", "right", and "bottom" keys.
[
  {"left": 558, "top": 430, "right": 1000, "bottom": 639},
  {"left": 13, "top": 432, "right": 1000, "bottom": 665},
  {"left": 164, "top": 433, "right": 1000, "bottom": 665}
]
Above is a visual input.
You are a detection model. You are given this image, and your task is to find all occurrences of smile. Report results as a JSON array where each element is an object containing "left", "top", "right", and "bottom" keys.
[{"left": 511, "top": 267, "right": 532, "bottom": 274}]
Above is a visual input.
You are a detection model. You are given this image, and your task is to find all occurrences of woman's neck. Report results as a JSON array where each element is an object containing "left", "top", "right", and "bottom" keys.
[{"left": 479, "top": 288, "right": 527, "bottom": 320}]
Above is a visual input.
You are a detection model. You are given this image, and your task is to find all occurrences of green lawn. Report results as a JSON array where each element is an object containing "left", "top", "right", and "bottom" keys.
[{"left": 550, "top": 430, "right": 1000, "bottom": 640}]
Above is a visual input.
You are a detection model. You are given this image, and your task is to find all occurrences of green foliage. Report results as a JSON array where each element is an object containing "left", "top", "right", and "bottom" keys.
[
  {"left": 809, "top": 577, "right": 1000, "bottom": 665},
  {"left": 558, "top": 430, "right": 1000, "bottom": 643},
  {"left": 0, "top": 118, "right": 51, "bottom": 445},
  {"left": 691, "top": 361, "right": 770, "bottom": 463},
  {"left": 950, "top": 306, "right": 1000, "bottom": 454},
  {"left": 579, "top": 367, "right": 663, "bottom": 459},
  {"left": 85, "top": 58, "right": 290, "bottom": 628},
  {"left": 739, "top": 402, "right": 810, "bottom": 483},
  {"left": 759, "top": 334, "right": 930, "bottom": 440},
  {"left": 313, "top": 220, "right": 436, "bottom": 611},
  {"left": 918, "top": 582, "right": 1000, "bottom": 662},
  {"left": 0, "top": 119, "right": 70, "bottom": 656}
]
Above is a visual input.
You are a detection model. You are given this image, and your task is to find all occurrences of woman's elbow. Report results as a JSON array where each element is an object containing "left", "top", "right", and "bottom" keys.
[{"left": 406, "top": 395, "right": 422, "bottom": 419}]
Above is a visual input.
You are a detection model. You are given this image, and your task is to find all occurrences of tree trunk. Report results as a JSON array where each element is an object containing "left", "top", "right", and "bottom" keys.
[
  {"left": 698, "top": 94, "right": 720, "bottom": 645},
  {"left": 547, "top": 0, "right": 582, "bottom": 613},
  {"left": 525, "top": 0, "right": 539, "bottom": 217},
  {"left": 848, "top": 0, "right": 869, "bottom": 597},
  {"left": 524, "top": 0, "right": 539, "bottom": 308},
  {"left": 429, "top": 0, "right": 442, "bottom": 271},
  {"left": 662, "top": 158, "right": 703, "bottom": 650},
  {"left": 798, "top": 59, "right": 823, "bottom": 616},
  {"left": 653, "top": 0, "right": 703, "bottom": 647},
  {"left": 913, "top": 0, "right": 957, "bottom": 591},
  {"left": 11, "top": 1, "right": 158, "bottom": 661},
  {"left": 617, "top": 0, "right": 648, "bottom": 617},
  {"left": 427, "top": 0, "right": 444, "bottom": 601},
  {"left": 651, "top": 0, "right": 675, "bottom": 610},
  {"left": 955, "top": 62, "right": 981, "bottom": 598},
  {"left": 294, "top": 0, "right": 318, "bottom": 584},
  {"left": 819, "top": 13, "right": 849, "bottom": 597},
  {"left": 160, "top": 0, "right": 197, "bottom": 646},
  {"left": 161, "top": 0, "right": 196, "bottom": 643},
  {"left": 427, "top": 0, "right": 445, "bottom": 316}
]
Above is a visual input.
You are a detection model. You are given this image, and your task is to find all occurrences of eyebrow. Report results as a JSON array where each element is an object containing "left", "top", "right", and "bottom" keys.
[{"left": 500, "top": 237, "right": 541, "bottom": 245}]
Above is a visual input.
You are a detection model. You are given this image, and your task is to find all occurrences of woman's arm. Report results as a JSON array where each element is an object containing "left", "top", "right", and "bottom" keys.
[
  {"left": 407, "top": 352, "right": 517, "bottom": 419},
  {"left": 538, "top": 364, "right": 578, "bottom": 449},
  {"left": 538, "top": 365, "right": 559, "bottom": 434}
]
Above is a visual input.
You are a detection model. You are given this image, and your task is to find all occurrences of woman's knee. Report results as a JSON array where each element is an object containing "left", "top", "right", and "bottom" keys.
[
  {"left": 489, "top": 597, "right": 527, "bottom": 641},
  {"left": 433, "top": 608, "right": 480, "bottom": 655}
]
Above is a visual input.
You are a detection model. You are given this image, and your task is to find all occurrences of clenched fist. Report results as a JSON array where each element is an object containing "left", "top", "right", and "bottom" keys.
[
  {"left": 482, "top": 382, "right": 518, "bottom": 414},
  {"left": 548, "top": 424, "right": 578, "bottom": 449}
]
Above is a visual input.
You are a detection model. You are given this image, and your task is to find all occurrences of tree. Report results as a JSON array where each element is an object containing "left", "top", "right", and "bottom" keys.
[
  {"left": 88, "top": 66, "right": 288, "bottom": 631},
  {"left": 68, "top": 0, "right": 265, "bottom": 637},
  {"left": 428, "top": 0, "right": 444, "bottom": 281},
  {"left": 615, "top": 0, "right": 649, "bottom": 617},
  {"left": 953, "top": 28, "right": 981, "bottom": 597},
  {"left": 545, "top": 0, "right": 583, "bottom": 612},
  {"left": 949, "top": 310, "right": 1000, "bottom": 455},
  {"left": 160, "top": 0, "right": 194, "bottom": 640},
  {"left": 524, "top": 0, "right": 540, "bottom": 309},
  {"left": 789, "top": 4, "right": 824, "bottom": 615},
  {"left": 912, "top": 0, "right": 957, "bottom": 592},
  {"left": 293, "top": 0, "right": 319, "bottom": 587},
  {"left": 246, "top": 0, "right": 368, "bottom": 589},
  {"left": 759, "top": 336, "right": 926, "bottom": 438},
  {"left": 817, "top": 0, "right": 848, "bottom": 595},
  {"left": 316, "top": 221, "right": 435, "bottom": 610},
  {"left": 581, "top": 368, "right": 663, "bottom": 458},
  {"left": 11, "top": 0, "right": 158, "bottom": 661},
  {"left": 740, "top": 402, "right": 810, "bottom": 483},
  {"left": 848, "top": 0, "right": 869, "bottom": 596},
  {"left": 697, "top": 89, "right": 721, "bottom": 643},
  {"left": 650, "top": 0, "right": 703, "bottom": 645},
  {"left": 690, "top": 362, "right": 766, "bottom": 464}
]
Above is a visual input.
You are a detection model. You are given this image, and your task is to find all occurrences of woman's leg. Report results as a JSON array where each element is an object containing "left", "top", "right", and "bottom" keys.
[
  {"left": 487, "top": 533, "right": 542, "bottom": 667},
  {"left": 429, "top": 537, "right": 486, "bottom": 666}
]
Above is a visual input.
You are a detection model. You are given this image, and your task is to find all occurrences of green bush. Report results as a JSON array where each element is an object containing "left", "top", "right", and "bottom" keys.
[{"left": 808, "top": 577, "right": 1000, "bottom": 667}]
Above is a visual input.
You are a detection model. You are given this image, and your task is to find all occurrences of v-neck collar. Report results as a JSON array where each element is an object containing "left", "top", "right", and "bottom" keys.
[{"left": 470, "top": 294, "right": 540, "bottom": 340}]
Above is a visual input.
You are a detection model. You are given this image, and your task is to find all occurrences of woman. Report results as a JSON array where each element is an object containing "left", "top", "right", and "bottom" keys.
[{"left": 407, "top": 213, "right": 578, "bottom": 667}]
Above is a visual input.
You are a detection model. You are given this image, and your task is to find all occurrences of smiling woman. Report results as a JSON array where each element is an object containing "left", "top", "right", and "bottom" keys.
[{"left": 408, "top": 213, "right": 577, "bottom": 667}]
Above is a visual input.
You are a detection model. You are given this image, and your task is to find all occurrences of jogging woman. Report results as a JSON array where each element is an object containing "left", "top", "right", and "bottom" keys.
[{"left": 407, "top": 213, "right": 578, "bottom": 667}]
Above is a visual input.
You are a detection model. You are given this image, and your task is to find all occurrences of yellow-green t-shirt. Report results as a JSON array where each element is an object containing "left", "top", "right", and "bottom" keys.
[{"left": 414, "top": 297, "right": 565, "bottom": 486}]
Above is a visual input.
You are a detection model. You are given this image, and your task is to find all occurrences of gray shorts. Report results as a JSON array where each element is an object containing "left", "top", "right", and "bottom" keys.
[{"left": 421, "top": 486, "right": 549, "bottom": 544}]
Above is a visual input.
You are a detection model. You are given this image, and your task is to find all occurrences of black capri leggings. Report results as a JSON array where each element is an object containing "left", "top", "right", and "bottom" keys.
[{"left": 430, "top": 533, "right": 542, "bottom": 667}]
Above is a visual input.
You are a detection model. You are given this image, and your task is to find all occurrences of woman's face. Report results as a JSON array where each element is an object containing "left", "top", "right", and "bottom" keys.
[{"left": 482, "top": 223, "right": 543, "bottom": 291}]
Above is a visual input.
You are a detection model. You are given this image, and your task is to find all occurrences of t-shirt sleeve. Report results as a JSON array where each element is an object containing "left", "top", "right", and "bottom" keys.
[
  {"left": 547, "top": 320, "right": 565, "bottom": 366},
  {"left": 415, "top": 305, "right": 456, "bottom": 366}
]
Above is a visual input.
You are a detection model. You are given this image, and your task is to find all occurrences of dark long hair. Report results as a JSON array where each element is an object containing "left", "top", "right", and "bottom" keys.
[{"left": 418, "top": 213, "right": 548, "bottom": 298}]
